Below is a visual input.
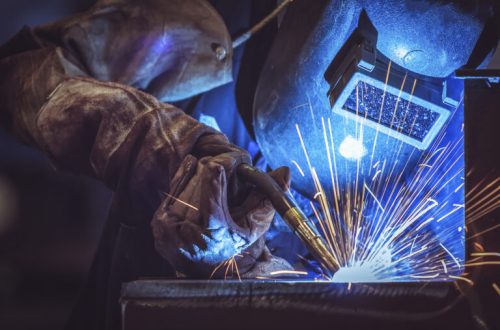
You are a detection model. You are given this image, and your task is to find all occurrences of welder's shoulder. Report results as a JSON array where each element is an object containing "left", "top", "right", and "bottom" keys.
[
  {"left": 23, "top": 1, "right": 231, "bottom": 91},
  {"left": 0, "top": 26, "right": 41, "bottom": 60},
  {"left": 0, "top": 24, "right": 87, "bottom": 139}
]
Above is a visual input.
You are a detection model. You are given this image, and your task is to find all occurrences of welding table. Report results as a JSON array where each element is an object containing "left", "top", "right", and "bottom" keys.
[{"left": 120, "top": 280, "right": 480, "bottom": 330}]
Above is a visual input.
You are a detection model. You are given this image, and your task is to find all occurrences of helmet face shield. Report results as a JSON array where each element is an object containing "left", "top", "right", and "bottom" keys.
[
  {"left": 325, "top": 23, "right": 452, "bottom": 151},
  {"left": 332, "top": 73, "right": 450, "bottom": 150}
]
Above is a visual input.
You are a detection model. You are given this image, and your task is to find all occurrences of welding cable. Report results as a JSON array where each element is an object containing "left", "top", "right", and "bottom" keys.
[{"left": 232, "top": 0, "right": 294, "bottom": 49}]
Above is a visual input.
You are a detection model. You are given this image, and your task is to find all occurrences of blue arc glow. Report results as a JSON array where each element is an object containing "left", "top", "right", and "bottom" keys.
[{"left": 339, "top": 135, "right": 367, "bottom": 161}]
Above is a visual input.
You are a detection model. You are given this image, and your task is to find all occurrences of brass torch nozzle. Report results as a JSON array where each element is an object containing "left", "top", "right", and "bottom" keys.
[{"left": 237, "top": 164, "right": 339, "bottom": 277}]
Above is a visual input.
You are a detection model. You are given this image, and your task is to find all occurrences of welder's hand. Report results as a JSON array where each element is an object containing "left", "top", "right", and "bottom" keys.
[{"left": 151, "top": 140, "right": 293, "bottom": 278}]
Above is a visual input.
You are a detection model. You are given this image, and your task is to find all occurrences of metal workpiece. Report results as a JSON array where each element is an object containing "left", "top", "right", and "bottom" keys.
[
  {"left": 121, "top": 279, "right": 451, "bottom": 301},
  {"left": 120, "top": 280, "right": 473, "bottom": 330}
]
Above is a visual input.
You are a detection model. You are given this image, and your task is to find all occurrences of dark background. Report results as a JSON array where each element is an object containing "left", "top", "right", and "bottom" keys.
[
  {"left": 0, "top": 1, "right": 498, "bottom": 330},
  {"left": 0, "top": 1, "right": 110, "bottom": 329}
]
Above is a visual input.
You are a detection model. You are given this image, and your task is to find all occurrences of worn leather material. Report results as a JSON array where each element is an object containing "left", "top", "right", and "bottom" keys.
[
  {"left": 0, "top": 2, "right": 293, "bottom": 328},
  {"left": 0, "top": 0, "right": 292, "bottom": 280},
  {"left": 33, "top": 0, "right": 234, "bottom": 102},
  {"left": 152, "top": 156, "right": 292, "bottom": 277}
]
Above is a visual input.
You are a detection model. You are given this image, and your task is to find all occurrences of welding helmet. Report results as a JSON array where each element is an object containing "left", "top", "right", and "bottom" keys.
[
  {"left": 37, "top": 0, "right": 233, "bottom": 102},
  {"left": 254, "top": 0, "right": 495, "bottom": 283},
  {"left": 253, "top": 0, "right": 493, "bottom": 198}
]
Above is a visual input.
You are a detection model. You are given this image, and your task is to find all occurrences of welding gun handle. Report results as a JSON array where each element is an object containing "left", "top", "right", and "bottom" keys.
[
  {"left": 236, "top": 164, "right": 339, "bottom": 276},
  {"left": 236, "top": 163, "right": 294, "bottom": 215}
]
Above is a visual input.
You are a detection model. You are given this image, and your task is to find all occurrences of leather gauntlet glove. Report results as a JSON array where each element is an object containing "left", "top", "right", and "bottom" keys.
[{"left": 152, "top": 135, "right": 293, "bottom": 278}]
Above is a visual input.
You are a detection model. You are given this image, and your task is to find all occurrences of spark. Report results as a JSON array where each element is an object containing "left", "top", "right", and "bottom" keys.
[
  {"left": 410, "top": 273, "right": 440, "bottom": 279},
  {"left": 465, "top": 261, "right": 500, "bottom": 267},
  {"left": 436, "top": 205, "right": 464, "bottom": 223},
  {"left": 440, "top": 243, "right": 461, "bottom": 270},
  {"left": 232, "top": 257, "right": 241, "bottom": 281},
  {"left": 470, "top": 252, "right": 500, "bottom": 258},
  {"left": 454, "top": 182, "right": 464, "bottom": 193},
  {"left": 291, "top": 160, "right": 305, "bottom": 177},
  {"left": 449, "top": 275, "right": 474, "bottom": 286},
  {"left": 210, "top": 255, "right": 242, "bottom": 280},
  {"left": 163, "top": 192, "right": 199, "bottom": 211},
  {"left": 493, "top": 283, "right": 500, "bottom": 296},
  {"left": 372, "top": 170, "right": 382, "bottom": 182},
  {"left": 296, "top": 124, "right": 313, "bottom": 172},
  {"left": 364, "top": 182, "right": 384, "bottom": 212},
  {"left": 473, "top": 243, "right": 485, "bottom": 252},
  {"left": 440, "top": 260, "right": 448, "bottom": 274},
  {"left": 415, "top": 218, "right": 434, "bottom": 232},
  {"left": 269, "top": 270, "right": 309, "bottom": 276},
  {"left": 307, "top": 93, "right": 318, "bottom": 132},
  {"left": 210, "top": 258, "right": 230, "bottom": 279},
  {"left": 467, "top": 223, "right": 500, "bottom": 241},
  {"left": 389, "top": 72, "right": 408, "bottom": 130},
  {"left": 369, "top": 61, "right": 392, "bottom": 171},
  {"left": 466, "top": 176, "right": 500, "bottom": 223}
]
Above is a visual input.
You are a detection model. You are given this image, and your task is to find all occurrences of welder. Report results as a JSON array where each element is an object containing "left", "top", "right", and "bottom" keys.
[
  {"left": 0, "top": 0, "right": 497, "bottom": 329},
  {"left": 0, "top": 1, "right": 296, "bottom": 329}
]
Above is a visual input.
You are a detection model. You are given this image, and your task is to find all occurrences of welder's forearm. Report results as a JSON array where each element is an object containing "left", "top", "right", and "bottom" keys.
[{"left": 33, "top": 77, "right": 217, "bottom": 190}]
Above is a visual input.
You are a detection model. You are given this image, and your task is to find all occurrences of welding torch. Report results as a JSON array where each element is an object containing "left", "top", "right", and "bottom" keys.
[
  {"left": 237, "top": 164, "right": 339, "bottom": 277},
  {"left": 218, "top": 0, "right": 338, "bottom": 276}
]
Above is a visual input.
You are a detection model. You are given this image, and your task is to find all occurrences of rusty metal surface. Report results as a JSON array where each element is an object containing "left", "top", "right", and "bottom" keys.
[
  {"left": 122, "top": 279, "right": 458, "bottom": 318},
  {"left": 119, "top": 280, "right": 479, "bottom": 330}
]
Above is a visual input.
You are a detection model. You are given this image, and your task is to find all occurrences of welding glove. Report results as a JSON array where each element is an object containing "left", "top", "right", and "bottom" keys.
[{"left": 151, "top": 138, "right": 294, "bottom": 278}]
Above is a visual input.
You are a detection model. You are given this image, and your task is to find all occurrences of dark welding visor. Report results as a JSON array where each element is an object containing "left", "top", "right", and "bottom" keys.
[{"left": 324, "top": 10, "right": 456, "bottom": 151}]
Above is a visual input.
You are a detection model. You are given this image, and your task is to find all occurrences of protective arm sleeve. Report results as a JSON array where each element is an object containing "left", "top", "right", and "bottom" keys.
[{"left": 0, "top": 37, "right": 292, "bottom": 278}]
